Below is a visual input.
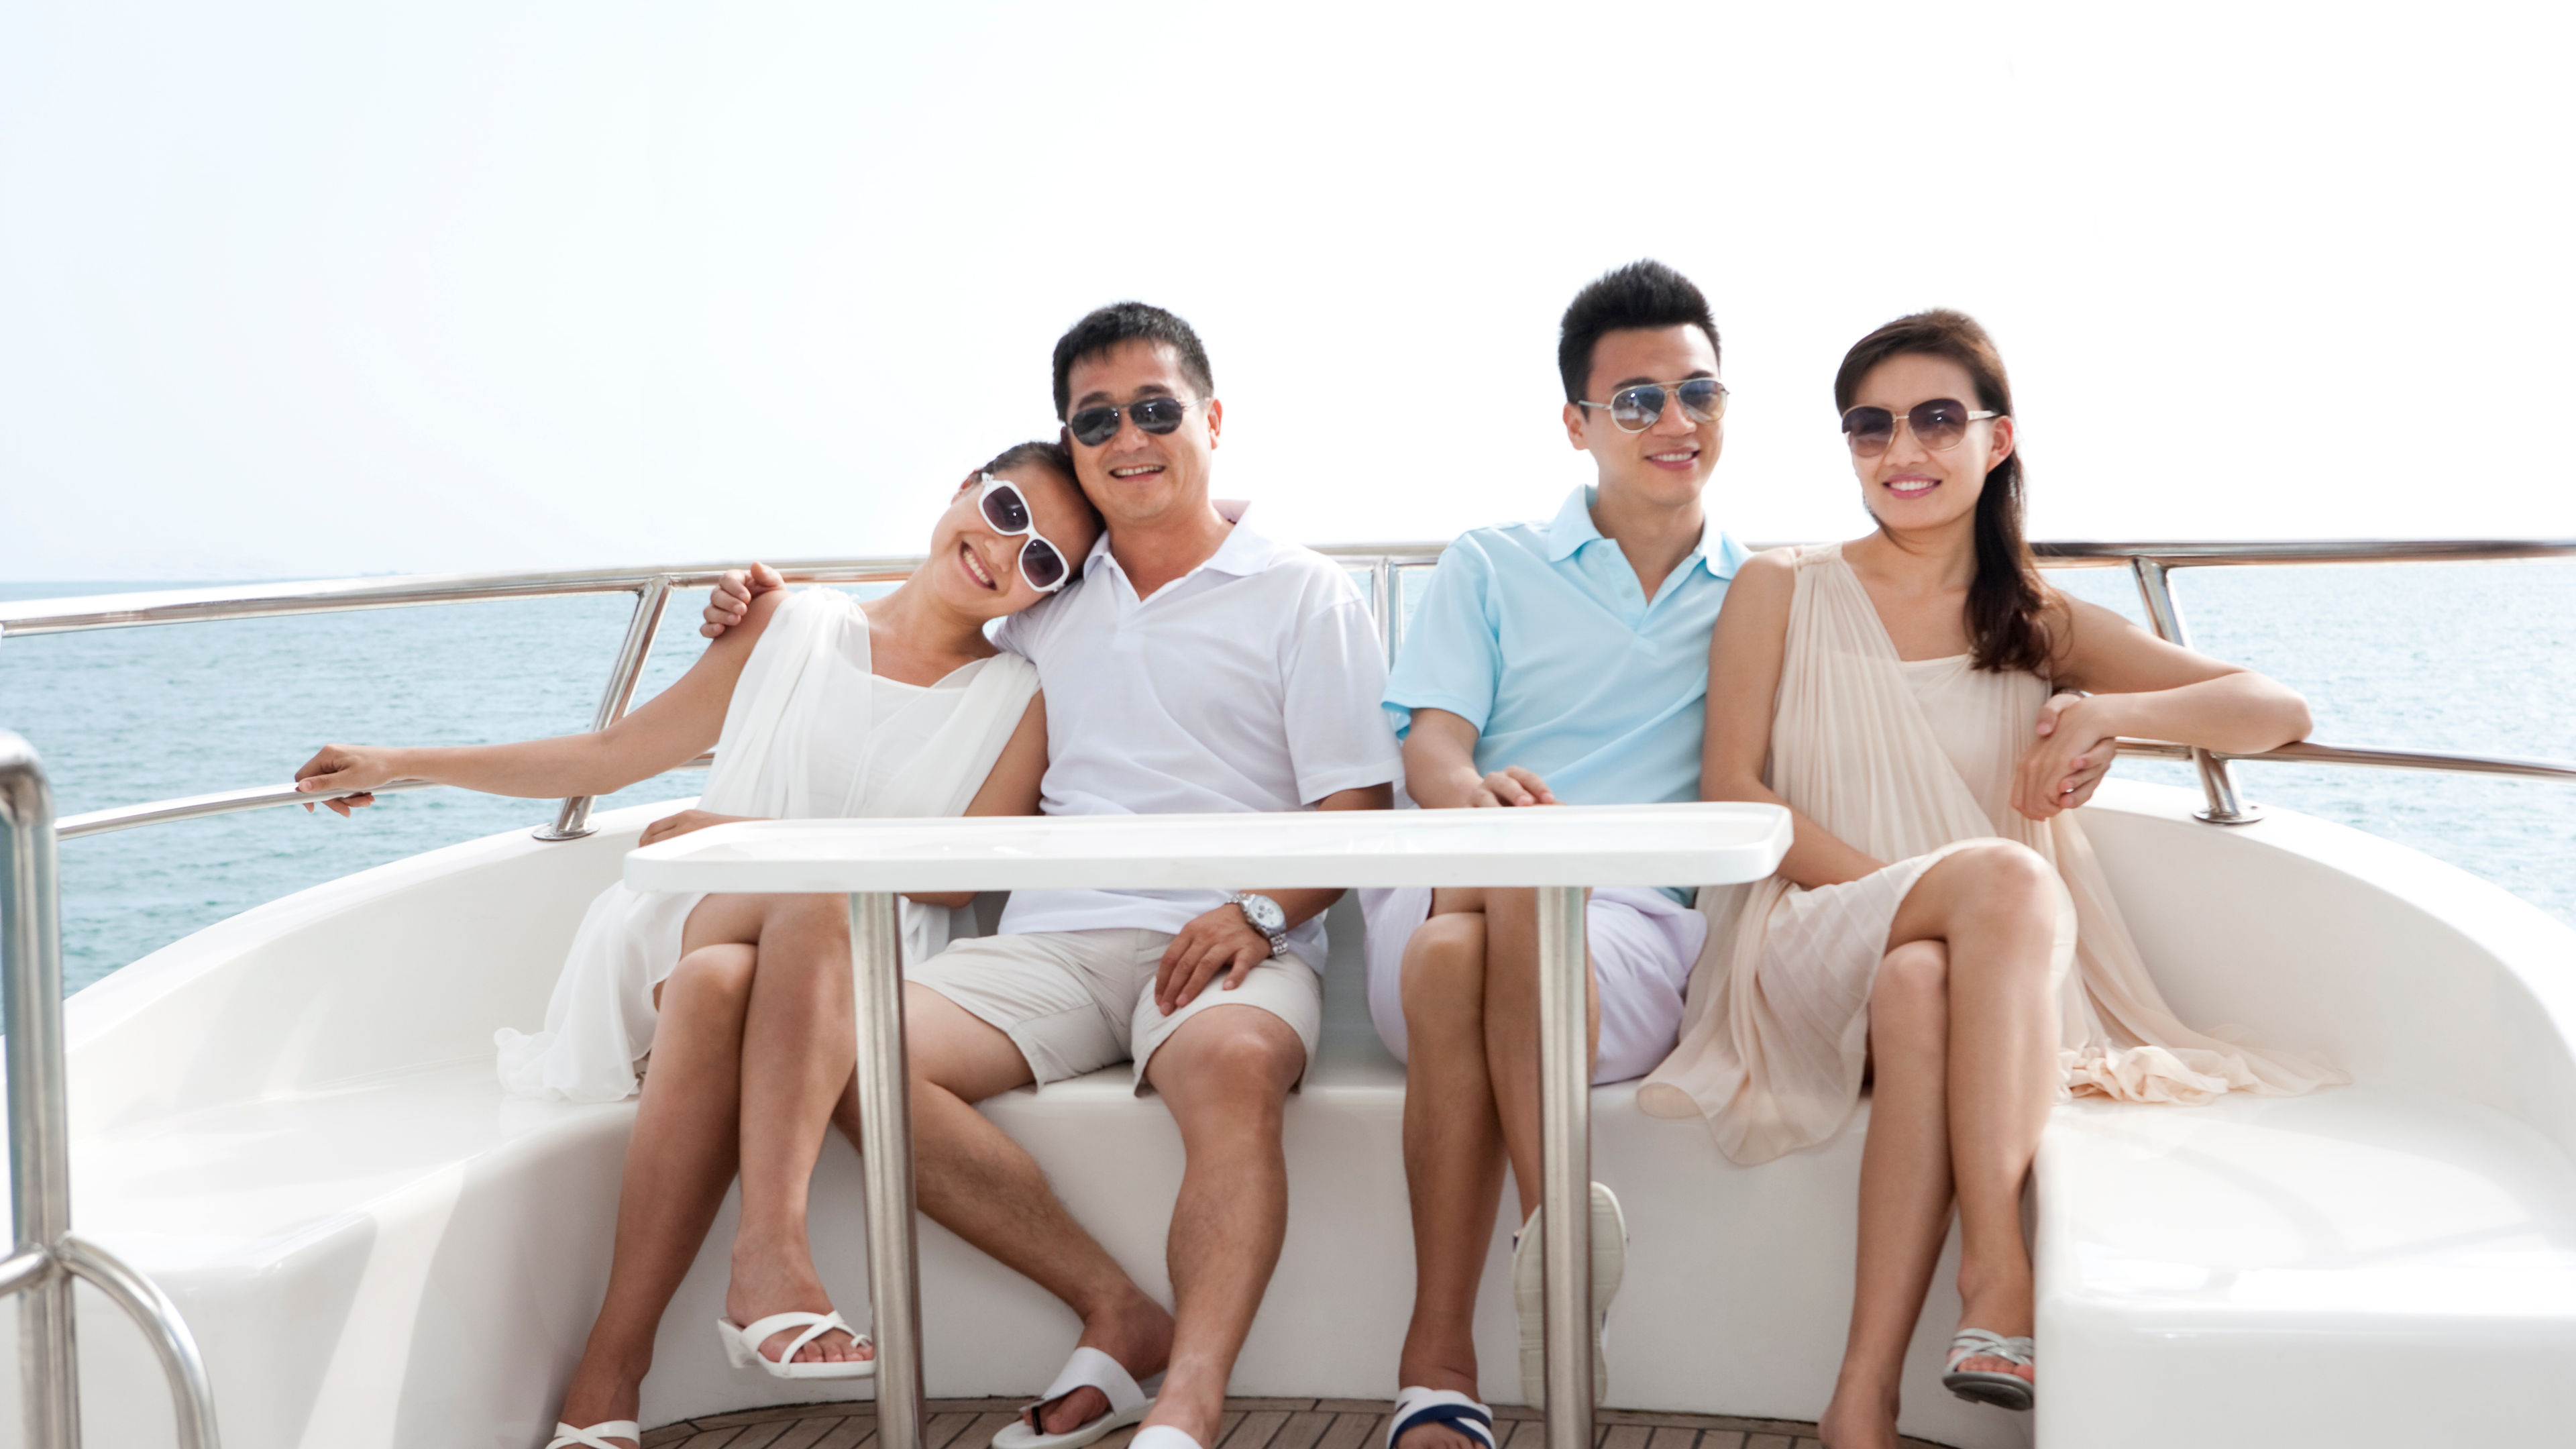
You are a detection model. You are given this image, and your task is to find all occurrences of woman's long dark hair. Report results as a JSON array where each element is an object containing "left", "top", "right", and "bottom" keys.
[{"left": 1833, "top": 309, "right": 2055, "bottom": 676}]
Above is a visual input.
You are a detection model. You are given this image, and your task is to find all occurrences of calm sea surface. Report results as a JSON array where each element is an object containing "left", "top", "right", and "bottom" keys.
[{"left": 2, "top": 561, "right": 2571, "bottom": 994}]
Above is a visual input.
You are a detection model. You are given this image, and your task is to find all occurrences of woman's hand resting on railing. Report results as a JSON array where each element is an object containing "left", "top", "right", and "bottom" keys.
[
  {"left": 293, "top": 744, "right": 400, "bottom": 816},
  {"left": 2012, "top": 694, "right": 2120, "bottom": 821}
]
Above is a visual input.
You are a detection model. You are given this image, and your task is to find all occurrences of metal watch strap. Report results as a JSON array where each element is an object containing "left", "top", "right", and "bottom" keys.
[{"left": 1230, "top": 892, "right": 1292, "bottom": 959}]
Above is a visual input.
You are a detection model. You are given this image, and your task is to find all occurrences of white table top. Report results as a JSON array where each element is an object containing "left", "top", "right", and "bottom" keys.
[{"left": 625, "top": 802, "right": 1790, "bottom": 894}]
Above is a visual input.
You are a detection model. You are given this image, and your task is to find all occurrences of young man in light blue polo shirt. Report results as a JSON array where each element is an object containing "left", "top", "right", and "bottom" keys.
[{"left": 1365, "top": 260, "right": 1749, "bottom": 1446}]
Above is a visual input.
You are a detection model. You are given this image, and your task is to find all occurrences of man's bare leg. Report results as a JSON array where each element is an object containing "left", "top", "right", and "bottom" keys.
[
  {"left": 1134, "top": 1004, "right": 1307, "bottom": 1445},
  {"left": 1479, "top": 888, "right": 1601, "bottom": 1221},
  {"left": 831, "top": 984, "right": 1175, "bottom": 1435},
  {"left": 1393, "top": 897, "right": 1509, "bottom": 1449}
]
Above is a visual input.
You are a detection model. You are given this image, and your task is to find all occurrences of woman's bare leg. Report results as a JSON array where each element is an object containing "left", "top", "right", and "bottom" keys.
[
  {"left": 553, "top": 945, "right": 758, "bottom": 1444},
  {"left": 1818, "top": 941, "right": 1952, "bottom": 1449},
  {"left": 702, "top": 892, "right": 876, "bottom": 1366},
  {"left": 1885, "top": 845, "right": 2060, "bottom": 1387}
]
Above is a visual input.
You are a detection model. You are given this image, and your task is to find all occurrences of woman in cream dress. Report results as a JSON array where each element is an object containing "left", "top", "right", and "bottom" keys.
[
  {"left": 1636, "top": 313, "right": 2338, "bottom": 1448},
  {"left": 293, "top": 442, "right": 1099, "bottom": 1449}
]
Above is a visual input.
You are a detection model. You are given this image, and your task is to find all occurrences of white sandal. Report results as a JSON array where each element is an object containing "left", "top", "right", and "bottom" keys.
[
  {"left": 990, "top": 1345, "right": 1160, "bottom": 1449},
  {"left": 546, "top": 1422, "right": 639, "bottom": 1449},
  {"left": 1511, "top": 1181, "right": 1625, "bottom": 1407},
  {"left": 714, "top": 1310, "right": 877, "bottom": 1379},
  {"left": 1387, "top": 1387, "right": 1495, "bottom": 1449},
  {"left": 1942, "top": 1328, "right": 2035, "bottom": 1411}
]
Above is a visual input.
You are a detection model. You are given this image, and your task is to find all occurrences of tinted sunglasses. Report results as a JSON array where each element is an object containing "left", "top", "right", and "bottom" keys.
[
  {"left": 1576, "top": 378, "right": 1727, "bottom": 433},
  {"left": 1841, "top": 398, "right": 2002, "bottom": 457},
  {"left": 975, "top": 473, "right": 1074, "bottom": 593},
  {"left": 1066, "top": 396, "right": 1196, "bottom": 449}
]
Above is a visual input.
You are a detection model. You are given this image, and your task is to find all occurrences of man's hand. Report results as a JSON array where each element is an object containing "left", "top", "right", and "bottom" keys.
[
  {"left": 1464, "top": 766, "right": 1556, "bottom": 808},
  {"left": 294, "top": 744, "right": 402, "bottom": 816},
  {"left": 638, "top": 809, "right": 756, "bottom": 846},
  {"left": 700, "top": 562, "right": 786, "bottom": 639},
  {"left": 1155, "top": 902, "right": 1273, "bottom": 1015},
  {"left": 2012, "top": 693, "right": 2118, "bottom": 821}
]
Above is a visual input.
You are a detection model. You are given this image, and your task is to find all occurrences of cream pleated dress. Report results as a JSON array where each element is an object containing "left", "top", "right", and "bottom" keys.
[
  {"left": 496, "top": 588, "right": 1038, "bottom": 1104},
  {"left": 1637, "top": 545, "right": 2341, "bottom": 1164}
]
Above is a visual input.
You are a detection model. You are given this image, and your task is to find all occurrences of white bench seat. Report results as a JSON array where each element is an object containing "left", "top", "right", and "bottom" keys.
[{"left": 13, "top": 786, "right": 2576, "bottom": 1448}]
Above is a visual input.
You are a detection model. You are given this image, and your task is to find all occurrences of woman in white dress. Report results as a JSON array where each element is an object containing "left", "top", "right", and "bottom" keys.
[
  {"left": 1636, "top": 313, "right": 2339, "bottom": 1448},
  {"left": 292, "top": 441, "right": 1101, "bottom": 1449}
]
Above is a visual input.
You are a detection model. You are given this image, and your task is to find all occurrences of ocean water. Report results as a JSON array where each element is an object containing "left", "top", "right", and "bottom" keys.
[{"left": 1, "top": 561, "right": 2571, "bottom": 994}]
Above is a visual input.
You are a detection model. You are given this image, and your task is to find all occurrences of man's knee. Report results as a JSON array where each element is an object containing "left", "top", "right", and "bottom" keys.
[
  {"left": 1400, "top": 914, "right": 1487, "bottom": 1026},
  {"left": 1162, "top": 1010, "right": 1305, "bottom": 1102}
]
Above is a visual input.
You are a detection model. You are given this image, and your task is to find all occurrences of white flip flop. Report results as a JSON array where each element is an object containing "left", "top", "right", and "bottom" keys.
[
  {"left": 714, "top": 1310, "right": 877, "bottom": 1379},
  {"left": 991, "top": 1345, "right": 1159, "bottom": 1449},
  {"left": 1511, "top": 1180, "right": 1625, "bottom": 1408},
  {"left": 1387, "top": 1387, "right": 1496, "bottom": 1449},
  {"left": 547, "top": 1421, "right": 640, "bottom": 1449}
]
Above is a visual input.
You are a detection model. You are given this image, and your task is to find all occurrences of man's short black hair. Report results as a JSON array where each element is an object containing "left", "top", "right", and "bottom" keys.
[
  {"left": 1051, "top": 302, "right": 1216, "bottom": 421},
  {"left": 1556, "top": 260, "right": 1721, "bottom": 403}
]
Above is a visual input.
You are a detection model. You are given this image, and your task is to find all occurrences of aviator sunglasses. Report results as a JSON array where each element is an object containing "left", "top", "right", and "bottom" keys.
[
  {"left": 974, "top": 473, "right": 1074, "bottom": 593},
  {"left": 1066, "top": 396, "right": 1197, "bottom": 449},
  {"left": 1575, "top": 377, "right": 1728, "bottom": 433},
  {"left": 1841, "top": 398, "right": 2002, "bottom": 457}
]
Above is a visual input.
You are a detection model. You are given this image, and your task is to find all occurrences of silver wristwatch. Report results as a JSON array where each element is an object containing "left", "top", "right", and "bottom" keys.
[{"left": 1228, "top": 891, "right": 1292, "bottom": 959}]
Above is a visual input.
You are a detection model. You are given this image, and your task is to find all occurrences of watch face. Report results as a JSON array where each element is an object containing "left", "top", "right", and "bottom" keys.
[{"left": 1240, "top": 894, "right": 1287, "bottom": 932}]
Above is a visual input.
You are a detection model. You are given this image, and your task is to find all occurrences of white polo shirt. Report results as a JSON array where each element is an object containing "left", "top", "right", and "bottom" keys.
[{"left": 992, "top": 500, "right": 1402, "bottom": 961}]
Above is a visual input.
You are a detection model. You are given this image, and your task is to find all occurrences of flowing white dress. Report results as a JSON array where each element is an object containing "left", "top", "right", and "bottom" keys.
[
  {"left": 495, "top": 588, "right": 1039, "bottom": 1104},
  {"left": 1638, "top": 545, "right": 2343, "bottom": 1164}
]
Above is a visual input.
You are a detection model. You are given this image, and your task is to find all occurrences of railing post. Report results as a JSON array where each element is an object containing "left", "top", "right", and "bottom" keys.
[
  {"left": 2127, "top": 559, "right": 2261, "bottom": 825},
  {"left": 0, "top": 733, "right": 223, "bottom": 1449},
  {"left": 536, "top": 578, "right": 674, "bottom": 842},
  {"left": 2, "top": 734, "right": 77, "bottom": 1448}
]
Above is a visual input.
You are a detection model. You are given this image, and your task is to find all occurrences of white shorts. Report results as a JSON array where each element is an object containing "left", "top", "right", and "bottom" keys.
[
  {"left": 910, "top": 928, "right": 1322, "bottom": 1095},
  {"left": 1358, "top": 885, "right": 1711, "bottom": 1085}
]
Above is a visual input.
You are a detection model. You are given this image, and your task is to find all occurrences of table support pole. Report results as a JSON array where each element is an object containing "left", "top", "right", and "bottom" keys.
[
  {"left": 1536, "top": 884, "right": 1593, "bottom": 1449},
  {"left": 849, "top": 892, "right": 924, "bottom": 1449}
]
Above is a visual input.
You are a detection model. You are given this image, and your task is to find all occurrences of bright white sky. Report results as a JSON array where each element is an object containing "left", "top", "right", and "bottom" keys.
[{"left": 2, "top": 1, "right": 2569, "bottom": 581}]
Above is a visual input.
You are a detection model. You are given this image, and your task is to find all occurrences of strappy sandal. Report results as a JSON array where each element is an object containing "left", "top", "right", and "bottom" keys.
[
  {"left": 1943, "top": 1328, "right": 2035, "bottom": 1411},
  {"left": 1387, "top": 1387, "right": 1496, "bottom": 1449},
  {"left": 714, "top": 1309, "right": 876, "bottom": 1379},
  {"left": 990, "top": 1345, "right": 1161, "bottom": 1449},
  {"left": 546, "top": 1421, "right": 639, "bottom": 1449}
]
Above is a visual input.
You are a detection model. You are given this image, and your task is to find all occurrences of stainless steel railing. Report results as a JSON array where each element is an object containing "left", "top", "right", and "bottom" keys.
[
  {"left": 3, "top": 539, "right": 2573, "bottom": 845},
  {"left": 0, "top": 733, "right": 221, "bottom": 1449}
]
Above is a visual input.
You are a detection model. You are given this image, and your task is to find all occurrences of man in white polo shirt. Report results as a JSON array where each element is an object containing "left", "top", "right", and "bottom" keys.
[{"left": 713, "top": 303, "right": 1397, "bottom": 1449}]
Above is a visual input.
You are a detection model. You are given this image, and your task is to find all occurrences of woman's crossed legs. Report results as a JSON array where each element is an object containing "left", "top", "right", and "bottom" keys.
[
  {"left": 553, "top": 892, "right": 875, "bottom": 1445},
  {"left": 1818, "top": 843, "right": 2060, "bottom": 1449}
]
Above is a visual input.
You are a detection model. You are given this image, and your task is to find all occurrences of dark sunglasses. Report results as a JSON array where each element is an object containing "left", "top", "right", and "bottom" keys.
[
  {"left": 1840, "top": 398, "right": 2002, "bottom": 457},
  {"left": 1066, "top": 396, "right": 1196, "bottom": 449},
  {"left": 1575, "top": 378, "right": 1727, "bottom": 433},
  {"left": 975, "top": 474, "right": 1073, "bottom": 592}
]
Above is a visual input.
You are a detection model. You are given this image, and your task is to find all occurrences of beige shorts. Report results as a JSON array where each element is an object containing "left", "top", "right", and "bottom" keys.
[{"left": 910, "top": 928, "right": 1322, "bottom": 1095}]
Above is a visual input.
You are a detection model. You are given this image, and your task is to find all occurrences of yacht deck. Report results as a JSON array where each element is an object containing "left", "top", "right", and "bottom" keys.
[{"left": 636, "top": 1399, "right": 1954, "bottom": 1449}]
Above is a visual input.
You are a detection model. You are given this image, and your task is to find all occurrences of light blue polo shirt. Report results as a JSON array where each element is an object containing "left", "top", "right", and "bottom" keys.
[{"left": 1383, "top": 485, "right": 1751, "bottom": 835}]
